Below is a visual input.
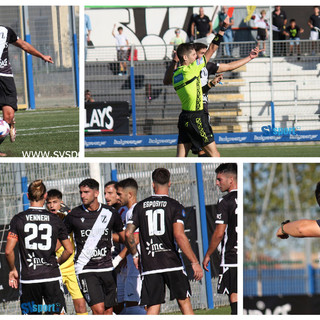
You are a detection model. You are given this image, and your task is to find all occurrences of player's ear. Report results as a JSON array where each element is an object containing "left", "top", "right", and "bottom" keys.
[
  {"left": 43, "top": 192, "right": 48, "bottom": 200},
  {"left": 94, "top": 189, "right": 99, "bottom": 198},
  {"left": 168, "top": 181, "right": 171, "bottom": 187}
]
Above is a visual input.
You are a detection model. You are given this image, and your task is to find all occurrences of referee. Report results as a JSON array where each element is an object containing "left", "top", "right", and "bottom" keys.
[
  {"left": 172, "top": 17, "right": 230, "bottom": 157},
  {"left": 0, "top": 25, "right": 53, "bottom": 155}
]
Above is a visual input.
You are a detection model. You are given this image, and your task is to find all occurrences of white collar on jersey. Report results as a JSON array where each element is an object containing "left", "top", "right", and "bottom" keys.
[
  {"left": 229, "top": 189, "right": 238, "bottom": 193},
  {"left": 29, "top": 206, "right": 45, "bottom": 209},
  {"left": 151, "top": 194, "right": 168, "bottom": 197},
  {"left": 82, "top": 202, "right": 102, "bottom": 213}
]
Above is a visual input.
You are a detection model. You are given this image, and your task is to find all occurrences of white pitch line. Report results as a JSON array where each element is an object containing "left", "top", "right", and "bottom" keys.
[
  {"left": 14, "top": 109, "right": 77, "bottom": 116},
  {"left": 17, "top": 130, "right": 78, "bottom": 137},
  {"left": 18, "top": 125, "right": 78, "bottom": 132}
]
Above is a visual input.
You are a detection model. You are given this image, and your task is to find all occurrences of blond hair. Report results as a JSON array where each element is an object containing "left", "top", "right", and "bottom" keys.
[{"left": 28, "top": 179, "right": 46, "bottom": 202}]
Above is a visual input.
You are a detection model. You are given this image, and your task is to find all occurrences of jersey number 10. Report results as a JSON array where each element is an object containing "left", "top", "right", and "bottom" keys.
[
  {"left": 146, "top": 209, "right": 165, "bottom": 236},
  {"left": 24, "top": 223, "right": 52, "bottom": 251}
]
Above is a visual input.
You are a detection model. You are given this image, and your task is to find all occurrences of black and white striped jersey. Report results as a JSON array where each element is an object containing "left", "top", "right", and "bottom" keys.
[
  {"left": 215, "top": 190, "right": 238, "bottom": 267},
  {"left": 127, "top": 195, "right": 186, "bottom": 275},
  {"left": 0, "top": 26, "right": 18, "bottom": 76},
  {"left": 8, "top": 207, "right": 68, "bottom": 283},
  {"left": 64, "top": 203, "right": 124, "bottom": 274}
]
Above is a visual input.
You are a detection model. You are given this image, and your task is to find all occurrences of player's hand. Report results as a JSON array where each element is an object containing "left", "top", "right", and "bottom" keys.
[
  {"left": 192, "top": 262, "right": 203, "bottom": 281},
  {"left": 223, "top": 16, "right": 230, "bottom": 27},
  {"left": 276, "top": 227, "right": 289, "bottom": 239},
  {"left": 8, "top": 269, "right": 19, "bottom": 289},
  {"left": 202, "top": 254, "right": 211, "bottom": 272},
  {"left": 43, "top": 55, "right": 54, "bottom": 64},
  {"left": 133, "top": 256, "right": 140, "bottom": 271},
  {"left": 212, "top": 74, "right": 223, "bottom": 86},
  {"left": 315, "top": 182, "right": 320, "bottom": 207},
  {"left": 249, "top": 46, "right": 262, "bottom": 59},
  {"left": 172, "top": 50, "right": 179, "bottom": 63}
]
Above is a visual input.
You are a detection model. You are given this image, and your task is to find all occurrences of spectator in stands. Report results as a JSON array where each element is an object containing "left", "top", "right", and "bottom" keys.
[
  {"left": 85, "top": 14, "right": 92, "bottom": 61},
  {"left": 272, "top": 6, "right": 287, "bottom": 56},
  {"left": 191, "top": 7, "right": 212, "bottom": 41},
  {"left": 308, "top": 6, "right": 320, "bottom": 55},
  {"left": 252, "top": 10, "right": 269, "bottom": 57},
  {"left": 112, "top": 24, "right": 129, "bottom": 76},
  {"left": 284, "top": 19, "right": 304, "bottom": 58},
  {"left": 218, "top": 6, "right": 234, "bottom": 57},
  {"left": 170, "top": 29, "right": 185, "bottom": 51},
  {"left": 85, "top": 90, "right": 94, "bottom": 103}
]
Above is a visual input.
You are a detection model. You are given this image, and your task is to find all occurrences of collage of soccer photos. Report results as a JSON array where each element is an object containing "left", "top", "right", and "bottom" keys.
[{"left": 0, "top": 1, "right": 320, "bottom": 318}]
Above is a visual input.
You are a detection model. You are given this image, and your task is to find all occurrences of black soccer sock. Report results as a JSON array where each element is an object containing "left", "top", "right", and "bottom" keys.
[{"left": 230, "top": 302, "right": 237, "bottom": 315}]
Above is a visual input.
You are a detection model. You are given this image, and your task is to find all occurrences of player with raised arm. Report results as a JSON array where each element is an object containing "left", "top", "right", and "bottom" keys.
[
  {"left": 46, "top": 189, "right": 88, "bottom": 315},
  {"left": 164, "top": 44, "right": 260, "bottom": 157},
  {"left": 276, "top": 181, "right": 320, "bottom": 239},
  {"left": 116, "top": 178, "right": 146, "bottom": 315},
  {"left": 125, "top": 168, "right": 203, "bottom": 315},
  {"left": 5, "top": 180, "right": 73, "bottom": 315},
  {"left": 0, "top": 25, "right": 53, "bottom": 155},
  {"left": 64, "top": 178, "right": 125, "bottom": 315},
  {"left": 172, "top": 15, "right": 232, "bottom": 157},
  {"left": 202, "top": 163, "right": 238, "bottom": 315}
]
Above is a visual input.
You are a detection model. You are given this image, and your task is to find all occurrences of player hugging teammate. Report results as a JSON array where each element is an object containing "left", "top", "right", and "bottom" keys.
[{"left": 5, "top": 168, "right": 237, "bottom": 315}]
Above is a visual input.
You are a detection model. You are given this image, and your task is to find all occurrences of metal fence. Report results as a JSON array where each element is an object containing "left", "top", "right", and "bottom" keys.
[
  {"left": 86, "top": 39, "right": 320, "bottom": 136},
  {"left": 0, "top": 162, "right": 228, "bottom": 314},
  {"left": 0, "top": 6, "right": 79, "bottom": 109}
]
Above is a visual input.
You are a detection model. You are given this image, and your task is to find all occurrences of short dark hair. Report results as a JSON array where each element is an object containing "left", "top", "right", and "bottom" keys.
[
  {"left": 115, "top": 178, "right": 138, "bottom": 191},
  {"left": 290, "top": 19, "right": 296, "bottom": 23},
  {"left": 104, "top": 180, "right": 117, "bottom": 188},
  {"left": 215, "top": 163, "right": 237, "bottom": 178},
  {"left": 152, "top": 168, "right": 170, "bottom": 185},
  {"left": 118, "top": 26, "right": 123, "bottom": 31},
  {"left": 79, "top": 178, "right": 99, "bottom": 190},
  {"left": 47, "top": 189, "right": 62, "bottom": 200},
  {"left": 177, "top": 43, "right": 195, "bottom": 64},
  {"left": 194, "top": 42, "right": 207, "bottom": 52}
]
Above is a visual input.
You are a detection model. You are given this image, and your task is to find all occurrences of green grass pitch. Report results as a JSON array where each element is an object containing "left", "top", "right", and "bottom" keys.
[
  {"left": 163, "top": 305, "right": 231, "bottom": 315},
  {"left": 0, "top": 107, "right": 79, "bottom": 157},
  {"left": 86, "top": 143, "right": 319, "bottom": 157}
]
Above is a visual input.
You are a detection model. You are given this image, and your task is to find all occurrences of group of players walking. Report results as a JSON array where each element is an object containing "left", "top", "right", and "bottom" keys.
[{"left": 5, "top": 164, "right": 237, "bottom": 315}]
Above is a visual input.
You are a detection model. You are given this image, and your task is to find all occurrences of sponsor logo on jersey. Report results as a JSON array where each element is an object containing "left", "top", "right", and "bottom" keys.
[
  {"left": 26, "top": 252, "right": 52, "bottom": 270},
  {"left": 81, "top": 217, "right": 85, "bottom": 223},
  {"left": 182, "top": 209, "right": 186, "bottom": 218},
  {"left": 146, "top": 239, "right": 171, "bottom": 257},
  {"left": 217, "top": 214, "right": 222, "bottom": 219},
  {"left": 80, "top": 228, "right": 109, "bottom": 237},
  {"left": 84, "top": 247, "right": 108, "bottom": 258}
]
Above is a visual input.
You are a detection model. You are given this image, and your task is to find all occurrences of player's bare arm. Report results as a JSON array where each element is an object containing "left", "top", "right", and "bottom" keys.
[
  {"left": 204, "top": 16, "right": 230, "bottom": 62},
  {"left": 125, "top": 223, "right": 138, "bottom": 255},
  {"left": 203, "top": 224, "right": 226, "bottom": 271},
  {"left": 13, "top": 38, "right": 54, "bottom": 63},
  {"left": 163, "top": 51, "right": 179, "bottom": 85},
  {"left": 173, "top": 222, "right": 203, "bottom": 281},
  {"left": 276, "top": 219, "right": 320, "bottom": 239},
  {"left": 217, "top": 46, "right": 260, "bottom": 73},
  {"left": 5, "top": 235, "right": 19, "bottom": 289},
  {"left": 57, "top": 238, "right": 73, "bottom": 265}
]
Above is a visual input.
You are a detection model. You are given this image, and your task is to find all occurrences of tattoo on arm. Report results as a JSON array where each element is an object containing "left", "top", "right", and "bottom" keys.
[{"left": 125, "top": 224, "right": 137, "bottom": 255}]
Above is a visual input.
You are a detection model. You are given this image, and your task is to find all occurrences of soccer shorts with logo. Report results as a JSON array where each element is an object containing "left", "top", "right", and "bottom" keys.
[
  {"left": 78, "top": 271, "right": 117, "bottom": 308},
  {"left": 63, "top": 273, "right": 84, "bottom": 300},
  {"left": 0, "top": 76, "right": 18, "bottom": 110},
  {"left": 217, "top": 266, "right": 237, "bottom": 295},
  {"left": 124, "top": 275, "right": 142, "bottom": 302},
  {"left": 178, "top": 110, "right": 214, "bottom": 149},
  {"left": 140, "top": 270, "right": 191, "bottom": 306},
  {"left": 20, "top": 279, "right": 66, "bottom": 315}
]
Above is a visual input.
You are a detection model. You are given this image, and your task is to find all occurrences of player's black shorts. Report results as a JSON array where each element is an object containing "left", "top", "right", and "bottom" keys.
[
  {"left": 0, "top": 76, "right": 18, "bottom": 111},
  {"left": 217, "top": 266, "right": 237, "bottom": 295},
  {"left": 178, "top": 109, "right": 214, "bottom": 149},
  {"left": 20, "top": 279, "right": 66, "bottom": 315},
  {"left": 140, "top": 270, "right": 191, "bottom": 306},
  {"left": 256, "top": 28, "right": 267, "bottom": 41},
  {"left": 78, "top": 271, "right": 117, "bottom": 308}
]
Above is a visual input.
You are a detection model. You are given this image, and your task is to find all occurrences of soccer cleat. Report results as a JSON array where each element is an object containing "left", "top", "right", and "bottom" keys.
[{"left": 9, "top": 118, "right": 16, "bottom": 142}]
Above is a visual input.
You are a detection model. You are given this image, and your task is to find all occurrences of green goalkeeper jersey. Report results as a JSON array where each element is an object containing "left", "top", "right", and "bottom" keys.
[{"left": 173, "top": 56, "right": 207, "bottom": 112}]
